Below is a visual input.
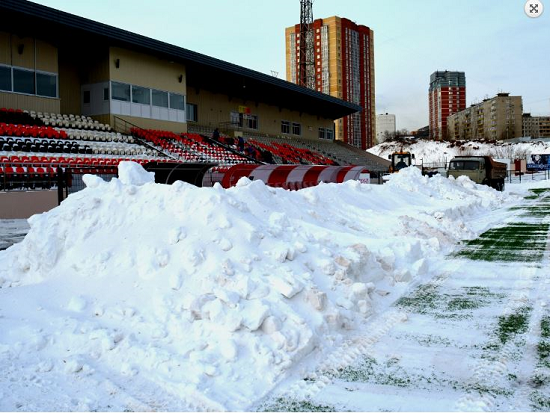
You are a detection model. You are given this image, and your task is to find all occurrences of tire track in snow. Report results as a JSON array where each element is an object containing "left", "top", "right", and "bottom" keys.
[
  {"left": 508, "top": 229, "right": 550, "bottom": 411},
  {"left": 255, "top": 270, "right": 453, "bottom": 409},
  {"left": 455, "top": 201, "right": 550, "bottom": 412},
  {"left": 261, "top": 309, "right": 408, "bottom": 405},
  {"left": 454, "top": 265, "right": 537, "bottom": 412}
]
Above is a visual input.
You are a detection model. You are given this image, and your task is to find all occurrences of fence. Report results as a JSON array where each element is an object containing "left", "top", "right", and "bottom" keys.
[{"left": 57, "top": 167, "right": 117, "bottom": 204}]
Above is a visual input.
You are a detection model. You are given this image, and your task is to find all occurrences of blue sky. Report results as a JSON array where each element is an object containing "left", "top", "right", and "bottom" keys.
[{"left": 33, "top": 0, "right": 550, "bottom": 131}]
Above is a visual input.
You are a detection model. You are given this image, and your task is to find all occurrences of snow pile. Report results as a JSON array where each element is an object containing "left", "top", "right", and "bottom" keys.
[
  {"left": 369, "top": 139, "right": 550, "bottom": 164},
  {"left": 0, "top": 163, "right": 520, "bottom": 411}
]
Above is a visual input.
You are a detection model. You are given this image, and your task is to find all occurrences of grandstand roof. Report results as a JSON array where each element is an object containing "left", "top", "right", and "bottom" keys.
[{"left": 1, "top": 0, "right": 362, "bottom": 119}]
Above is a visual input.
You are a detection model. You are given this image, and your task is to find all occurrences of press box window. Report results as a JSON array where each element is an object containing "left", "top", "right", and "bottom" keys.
[
  {"left": 112, "top": 82, "right": 130, "bottom": 102},
  {"left": 152, "top": 89, "right": 168, "bottom": 108},
  {"left": 292, "top": 122, "right": 301, "bottom": 135},
  {"left": 36, "top": 72, "right": 57, "bottom": 98},
  {"left": 132, "top": 85, "right": 150, "bottom": 105},
  {"left": 13, "top": 68, "right": 35, "bottom": 95},
  {"left": 170, "top": 93, "right": 185, "bottom": 110},
  {"left": 0, "top": 66, "right": 11, "bottom": 92},
  {"left": 83, "top": 90, "right": 91, "bottom": 104}
]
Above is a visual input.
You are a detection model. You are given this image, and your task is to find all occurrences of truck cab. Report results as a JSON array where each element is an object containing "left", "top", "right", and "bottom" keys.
[
  {"left": 447, "top": 157, "right": 486, "bottom": 184},
  {"left": 447, "top": 156, "right": 506, "bottom": 191},
  {"left": 388, "top": 151, "right": 414, "bottom": 172}
]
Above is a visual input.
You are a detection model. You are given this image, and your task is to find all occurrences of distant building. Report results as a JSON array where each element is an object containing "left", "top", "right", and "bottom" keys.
[
  {"left": 286, "top": 16, "right": 375, "bottom": 149},
  {"left": 412, "top": 125, "right": 429, "bottom": 139},
  {"left": 447, "top": 93, "right": 523, "bottom": 141},
  {"left": 523, "top": 113, "right": 550, "bottom": 138},
  {"left": 428, "top": 71, "right": 466, "bottom": 140},
  {"left": 541, "top": 117, "right": 550, "bottom": 138},
  {"left": 376, "top": 113, "right": 396, "bottom": 143}
]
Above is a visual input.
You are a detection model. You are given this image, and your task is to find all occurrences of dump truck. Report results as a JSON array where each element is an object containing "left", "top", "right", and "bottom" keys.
[
  {"left": 388, "top": 150, "right": 415, "bottom": 173},
  {"left": 447, "top": 156, "right": 507, "bottom": 191}
]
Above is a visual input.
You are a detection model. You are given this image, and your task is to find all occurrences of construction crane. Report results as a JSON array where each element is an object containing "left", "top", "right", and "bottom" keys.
[{"left": 299, "top": 0, "right": 315, "bottom": 89}]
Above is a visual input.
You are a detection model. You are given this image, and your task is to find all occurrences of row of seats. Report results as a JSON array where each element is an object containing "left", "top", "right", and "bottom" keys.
[
  {"left": 63, "top": 129, "right": 134, "bottom": 143},
  {"left": 0, "top": 108, "right": 43, "bottom": 126},
  {"left": 1, "top": 137, "right": 92, "bottom": 154},
  {"left": 30, "top": 111, "right": 111, "bottom": 131},
  {"left": 131, "top": 128, "right": 254, "bottom": 166},
  {"left": 1, "top": 122, "right": 134, "bottom": 144},
  {"left": 0, "top": 165, "right": 58, "bottom": 190},
  {"left": 0, "top": 165, "right": 121, "bottom": 191},
  {"left": 249, "top": 135, "right": 389, "bottom": 171},
  {"left": 183, "top": 133, "right": 254, "bottom": 164},
  {"left": 0, "top": 155, "right": 163, "bottom": 166},
  {"left": 1, "top": 123, "right": 68, "bottom": 139},
  {"left": 2, "top": 123, "right": 153, "bottom": 158},
  {"left": 247, "top": 137, "right": 336, "bottom": 165}
]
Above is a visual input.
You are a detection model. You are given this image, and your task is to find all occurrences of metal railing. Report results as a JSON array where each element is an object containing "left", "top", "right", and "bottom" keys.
[{"left": 112, "top": 116, "right": 178, "bottom": 161}]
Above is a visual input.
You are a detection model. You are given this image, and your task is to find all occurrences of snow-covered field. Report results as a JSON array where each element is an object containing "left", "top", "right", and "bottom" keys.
[{"left": 0, "top": 161, "right": 549, "bottom": 411}]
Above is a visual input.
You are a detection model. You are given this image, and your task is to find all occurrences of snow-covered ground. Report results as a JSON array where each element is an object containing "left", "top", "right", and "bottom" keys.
[
  {"left": 0, "top": 219, "right": 29, "bottom": 251},
  {"left": 368, "top": 138, "right": 550, "bottom": 165},
  {"left": 0, "top": 162, "right": 549, "bottom": 411}
]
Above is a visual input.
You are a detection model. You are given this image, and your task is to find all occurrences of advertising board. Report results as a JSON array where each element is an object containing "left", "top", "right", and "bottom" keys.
[{"left": 527, "top": 154, "right": 550, "bottom": 170}]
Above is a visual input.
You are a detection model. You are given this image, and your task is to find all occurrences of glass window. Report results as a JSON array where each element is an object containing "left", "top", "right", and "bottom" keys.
[
  {"left": 449, "top": 161, "right": 480, "bottom": 170},
  {"left": 83, "top": 90, "right": 90, "bottom": 104},
  {"left": 318, "top": 128, "right": 326, "bottom": 140},
  {"left": 230, "top": 111, "right": 240, "bottom": 126},
  {"left": 103, "top": 87, "right": 109, "bottom": 101},
  {"left": 292, "top": 122, "right": 301, "bottom": 135},
  {"left": 0, "top": 66, "right": 11, "bottom": 92},
  {"left": 152, "top": 89, "right": 168, "bottom": 107},
  {"left": 170, "top": 93, "right": 185, "bottom": 111},
  {"left": 36, "top": 72, "right": 57, "bottom": 97},
  {"left": 112, "top": 82, "right": 130, "bottom": 101},
  {"left": 245, "top": 114, "right": 258, "bottom": 130},
  {"left": 326, "top": 129, "right": 333, "bottom": 140},
  {"left": 186, "top": 103, "right": 197, "bottom": 122},
  {"left": 281, "top": 121, "right": 290, "bottom": 134},
  {"left": 132, "top": 85, "right": 150, "bottom": 104},
  {"left": 170, "top": 93, "right": 185, "bottom": 110},
  {"left": 13, "top": 68, "right": 35, "bottom": 94}
]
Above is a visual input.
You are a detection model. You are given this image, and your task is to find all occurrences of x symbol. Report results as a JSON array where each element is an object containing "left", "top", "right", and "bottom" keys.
[{"left": 530, "top": 3, "right": 539, "bottom": 12}]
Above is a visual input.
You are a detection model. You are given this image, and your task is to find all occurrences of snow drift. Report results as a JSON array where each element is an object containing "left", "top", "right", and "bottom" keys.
[
  {"left": 369, "top": 138, "right": 550, "bottom": 165},
  {"left": 0, "top": 162, "right": 519, "bottom": 411}
]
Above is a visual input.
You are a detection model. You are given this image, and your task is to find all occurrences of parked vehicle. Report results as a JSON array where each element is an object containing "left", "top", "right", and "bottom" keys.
[
  {"left": 447, "top": 156, "right": 506, "bottom": 191},
  {"left": 388, "top": 150, "right": 415, "bottom": 173}
]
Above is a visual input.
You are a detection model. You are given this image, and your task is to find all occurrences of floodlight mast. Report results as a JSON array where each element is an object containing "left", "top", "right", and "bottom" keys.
[{"left": 299, "top": 0, "right": 315, "bottom": 89}]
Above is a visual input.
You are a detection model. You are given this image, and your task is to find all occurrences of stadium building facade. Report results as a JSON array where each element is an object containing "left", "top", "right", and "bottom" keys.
[{"left": 0, "top": 0, "right": 360, "bottom": 139}]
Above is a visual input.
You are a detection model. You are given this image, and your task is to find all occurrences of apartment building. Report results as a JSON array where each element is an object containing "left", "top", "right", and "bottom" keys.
[
  {"left": 286, "top": 16, "right": 375, "bottom": 149},
  {"left": 428, "top": 71, "right": 466, "bottom": 140},
  {"left": 376, "top": 113, "right": 396, "bottom": 143},
  {"left": 523, "top": 113, "right": 550, "bottom": 138},
  {"left": 447, "top": 93, "right": 523, "bottom": 141}
]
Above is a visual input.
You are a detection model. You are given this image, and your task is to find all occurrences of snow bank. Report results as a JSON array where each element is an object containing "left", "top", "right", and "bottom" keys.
[
  {"left": 369, "top": 139, "right": 550, "bottom": 165},
  {"left": 0, "top": 163, "right": 519, "bottom": 411}
]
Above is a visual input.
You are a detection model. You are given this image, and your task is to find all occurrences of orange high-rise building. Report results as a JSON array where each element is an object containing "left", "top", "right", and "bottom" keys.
[
  {"left": 429, "top": 71, "right": 466, "bottom": 140},
  {"left": 285, "top": 17, "right": 375, "bottom": 150}
]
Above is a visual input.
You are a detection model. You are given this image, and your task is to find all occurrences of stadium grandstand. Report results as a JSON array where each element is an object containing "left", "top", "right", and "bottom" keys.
[{"left": 0, "top": 0, "right": 390, "bottom": 218}]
